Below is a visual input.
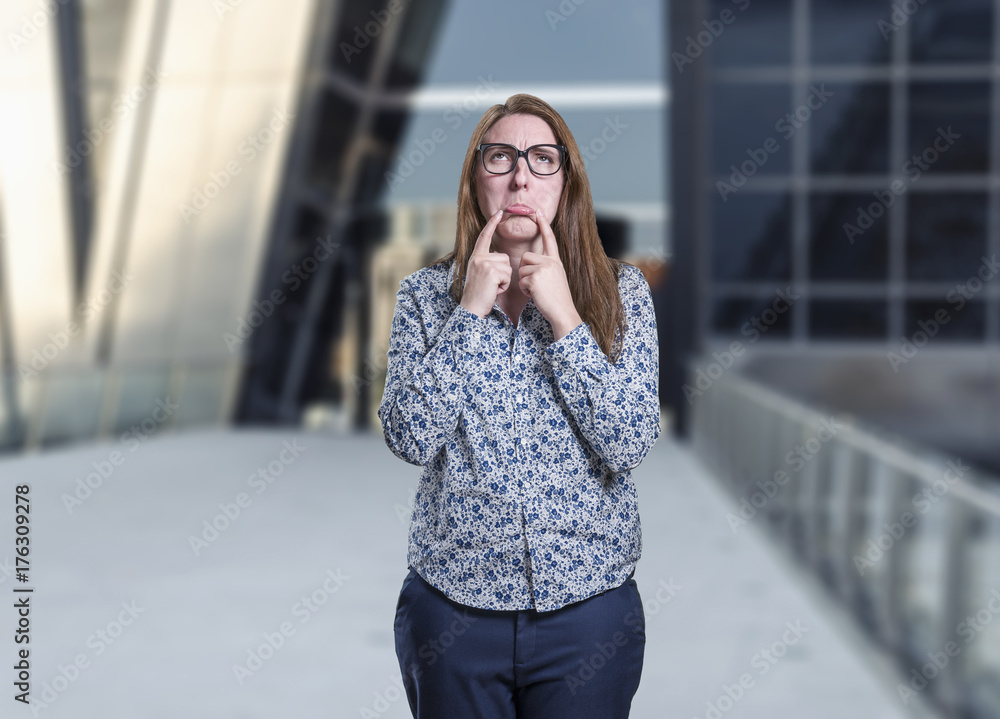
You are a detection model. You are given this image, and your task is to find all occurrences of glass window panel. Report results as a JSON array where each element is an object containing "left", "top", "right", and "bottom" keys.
[
  {"left": 908, "top": 82, "right": 990, "bottom": 175},
  {"left": 910, "top": 0, "right": 994, "bottom": 64},
  {"left": 173, "top": 366, "right": 231, "bottom": 428},
  {"left": 810, "top": 83, "right": 890, "bottom": 175},
  {"left": 595, "top": 216, "right": 628, "bottom": 259},
  {"left": 827, "top": 443, "right": 859, "bottom": 577},
  {"left": 78, "top": 0, "right": 134, "bottom": 190},
  {"left": 291, "top": 207, "right": 329, "bottom": 257},
  {"left": 857, "top": 463, "right": 904, "bottom": 640},
  {"left": 711, "top": 84, "right": 792, "bottom": 176},
  {"left": 353, "top": 153, "right": 392, "bottom": 204},
  {"left": 906, "top": 193, "right": 987, "bottom": 281},
  {"left": 373, "top": 109, "right": 409, "bottom": 147},
  {"left": 711, "top": 295, "right": 794, "bottom": 338},
  {"left": 79, "top": 0, "right": 133, "bottom": 83},
  {"left": 904, "top": 300, "right": 986, "bottom": 341},
  {"left": 109, "top": 369, "right": 172, "bottom": 437},
  {"left": 329, "top": 2, "right": 384, "bottom": 80},
  {"left": 0, "top": 371, "right": 19, "bottom": 450},
  {"left": 384, "top": 2, "right": 450, "bottom": 89},
  {"left": 38, "top": 371, "right": 106, "bottom": 446},
  {"left": 897, "top": 476, "right": 949, "bottom": 664},
  {"left": 963, "top": 514, "right": 1000, "bottom": 713},
  {"left": 809, "top": 444, "right": 838, "bottom": 586},
  {"left": 711, "top": 193, "right": 792, "bottom": 281},
  {"left": 810, "top": 300, "right": 888, "bottom": 339},
  {"left": 993, "top": 299, "right": 1000, "bottom": 342},
  {"left": 707, "top": 0, "right": 792, "bottom": 67},
  {"left": 810, "top": 193, "right": 889, "bottom": 281},
  {"left": 307, "top": 92, "right": 359, "bottom": 190},
  {"left": 811, "top": 0, "right": 893, "bottom": 65}
]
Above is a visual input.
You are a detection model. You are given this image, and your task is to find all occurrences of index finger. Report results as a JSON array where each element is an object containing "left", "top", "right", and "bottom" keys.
[
  {"left": 535, "top": 210, "right": 559, "bottom": 258},
  {"left": 473, "top": 210, "right": 504, "bottom": 254}
]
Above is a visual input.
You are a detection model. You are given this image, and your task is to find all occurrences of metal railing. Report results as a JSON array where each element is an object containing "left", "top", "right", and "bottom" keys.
[{"left": 690, "top": 368, "right": 1000, "bottom": 719}]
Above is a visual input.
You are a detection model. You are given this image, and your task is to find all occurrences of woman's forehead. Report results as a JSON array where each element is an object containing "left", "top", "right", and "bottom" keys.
[{"left": 483, "top": 114, "right": 557, "bottom": 146}]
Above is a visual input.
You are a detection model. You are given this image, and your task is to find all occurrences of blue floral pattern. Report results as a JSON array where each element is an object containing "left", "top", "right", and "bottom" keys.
[{"left": 377, "top": 257, "right": 660, "bottom": 612}]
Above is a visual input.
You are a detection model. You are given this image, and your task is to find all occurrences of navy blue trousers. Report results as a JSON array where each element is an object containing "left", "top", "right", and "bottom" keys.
[{"left": 393, "top": 567, "right": 645, "bottom": 718}]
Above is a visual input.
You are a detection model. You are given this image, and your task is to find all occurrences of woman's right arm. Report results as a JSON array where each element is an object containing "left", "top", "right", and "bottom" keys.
[{"left": 377, "top": 276, "right": 486, "bottom": 466}]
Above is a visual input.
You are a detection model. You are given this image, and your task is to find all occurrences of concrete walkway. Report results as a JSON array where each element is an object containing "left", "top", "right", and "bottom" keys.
[{"left": 0, "top": 428, "right": 942, "bottom": 718}]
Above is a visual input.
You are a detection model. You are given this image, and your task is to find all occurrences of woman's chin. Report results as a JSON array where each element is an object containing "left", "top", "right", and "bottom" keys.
[{"left": 497, "top": 218, "right": 539, "bottom": 242}]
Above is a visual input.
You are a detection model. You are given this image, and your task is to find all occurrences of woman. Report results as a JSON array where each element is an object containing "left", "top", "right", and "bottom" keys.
[{"left": 377, "top": 93, "right": 661, "bottom": 718}]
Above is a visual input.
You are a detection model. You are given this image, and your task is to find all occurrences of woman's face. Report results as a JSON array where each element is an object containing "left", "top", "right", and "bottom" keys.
[{"left": 475, "top": 113, "right": 565, "bottom": 244}]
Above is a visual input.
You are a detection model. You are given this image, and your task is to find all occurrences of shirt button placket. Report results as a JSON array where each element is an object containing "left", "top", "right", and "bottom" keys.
[{"left": 509, "top": 329, "right": 518, "bottom": 450}]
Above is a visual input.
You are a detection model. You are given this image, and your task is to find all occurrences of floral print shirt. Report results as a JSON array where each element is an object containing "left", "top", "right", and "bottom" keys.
[{"left": 377, "top": 257, "right": 660, "bottom": 612}]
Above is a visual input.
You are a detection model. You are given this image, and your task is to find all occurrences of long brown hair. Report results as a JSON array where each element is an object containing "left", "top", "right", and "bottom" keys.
[{"left": 430, "top": 93, "right": 628, "bottom": 364}]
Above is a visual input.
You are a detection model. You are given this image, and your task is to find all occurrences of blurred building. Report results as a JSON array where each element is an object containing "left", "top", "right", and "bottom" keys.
[
  {"left": 669, "top": 0, "right": 1000, "bottom": 478},
  {"left": 0, "top": 0, "right": 448, "bottom": 451},
  {"left": 671, "top": 3, "right": 1000, "bottom": 716}
]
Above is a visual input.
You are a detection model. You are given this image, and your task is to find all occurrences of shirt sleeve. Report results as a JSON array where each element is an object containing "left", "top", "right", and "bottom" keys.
[
  {"left": 377, "top": 276, "right": 487, "bottom": 466},
  {"left": 544, "top": 265, "right": 661, "bottom": 473}
]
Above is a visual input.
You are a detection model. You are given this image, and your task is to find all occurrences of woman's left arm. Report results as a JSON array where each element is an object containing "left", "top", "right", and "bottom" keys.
[{"left": 544, "top": 265, "right": 661, "bottom": 473}]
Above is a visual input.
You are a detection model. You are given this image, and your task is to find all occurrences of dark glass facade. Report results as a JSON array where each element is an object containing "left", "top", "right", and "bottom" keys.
[
  {"left": 669, "top": 7, "right": 1000, "bottom": 716},
  {"left": 695, "top": 0, "right": 998, "bottom": 346}
]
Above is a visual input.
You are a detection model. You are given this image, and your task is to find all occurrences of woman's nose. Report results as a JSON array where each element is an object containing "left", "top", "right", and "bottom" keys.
[{"left": 510, "top": 155, "right": 531, "bottom": 186}]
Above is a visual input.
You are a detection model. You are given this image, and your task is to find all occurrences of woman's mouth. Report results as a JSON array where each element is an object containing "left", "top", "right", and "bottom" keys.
[{"left": 505, "top": 204, "right": 534, "bottom": 216}]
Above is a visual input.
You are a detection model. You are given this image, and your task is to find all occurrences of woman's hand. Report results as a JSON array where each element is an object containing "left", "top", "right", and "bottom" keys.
[
  {"left": 460, "top": 210, "right": 511, "bottom": 318},
  {"left": 518, "top": 210, "right": 583, "bottom": 340}
]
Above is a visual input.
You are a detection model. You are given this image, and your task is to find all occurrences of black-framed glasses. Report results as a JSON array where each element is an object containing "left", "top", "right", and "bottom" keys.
[{"left": 477, "top": 143, "right": 566, "bottom": 176}]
